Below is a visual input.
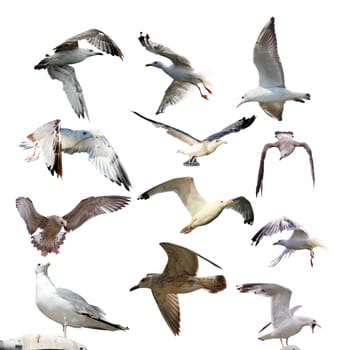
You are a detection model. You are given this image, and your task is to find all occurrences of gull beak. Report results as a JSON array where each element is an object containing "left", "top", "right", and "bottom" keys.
[
  {"left": 312, "top": 322, "right": 321, "bottom": 333},
  {"left": 45, "top": 262, "right": 51, "bottom": 268},
  {"left": 272, "top": 241, "right": 278, "bottom": 245},
  {"left": 236, "top": 101, "right": 243, "bottom": 108},
  {"left": 129, "top": 284, "right": 139, "bottom": 292},
  {"left": 145, "top": 63, "right": 152, "bottom": 67}
]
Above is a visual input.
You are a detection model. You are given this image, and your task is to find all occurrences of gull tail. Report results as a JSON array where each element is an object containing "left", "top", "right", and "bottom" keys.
[
  {"left": 201, "top": 275, "right": 226, "bottom": 293},
  {"left": 83, "top": 316, "right": 129, "bottom": 332},
  {"left": 19, "top": 140, "right": 34, "bottom": 150},
  {"left": 258, "top": 332, "right": 272, "bottom": 341},
  {"left": 31, "top": 232, "right": 66, "bottom": 257}
]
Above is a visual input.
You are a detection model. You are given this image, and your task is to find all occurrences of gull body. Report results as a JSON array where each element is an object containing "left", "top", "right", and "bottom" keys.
[
  {"left": 256, "top": 131, "right": 315, "bottom": 196},
  {"left": 237, "top": 17, "right": 310, "bottom": 120},
  {"left": 35, "top": 263, "right": 128, "bottom": 337},
  {"left": 237, "top": 283, "right": 320, "bottom": 346},
  {"left": 132, "top": 111, "right": 255, "bottom": 165},
  {"left": 20, "top": 119, "right": 131, "bottom": 190},
  {"left": 35, "top": 29, "right": 123, "bottom": 119},
  {"left": 16, "top": 196, "right": 130, "bottom": 256},
  {"left": 130, "top": 242, "right": 226, "bottom": 335},
  {"left": 251, "top": 216, "right": 324, "bottom": 267},
  {"left": 139, "top": 33, "right": 211, "bottom": 114},
  {"left": 137, "top": 176, "right": 254, "bottom": 233}
]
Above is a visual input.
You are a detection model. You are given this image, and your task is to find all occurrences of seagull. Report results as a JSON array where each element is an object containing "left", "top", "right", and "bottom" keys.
[
  {"left": 132, "top": 111, "right": 256, "bottom": 166},
  {"left": 138, "top": 33, "right": 212, "bottom": 114},
  {"left": 130, "top": 242, "right": 226, "bottom": 335},
  {"left": 256, "top": 131, "right": 315, "bottom": 196},
  {"left": 137, "top": 176, "right": 254, "bottom": 233},
  {"left": 237, "top": 283, "right": 320, "bottom": 346},
  {"left": 20, "top": 119, "right": 132, "bottom": 190},
  {"left": 34, "top": 29, "right": 124, "bottom": 119},
  {"left": 237, "top": 17, "right": 310, "bottom": 120},
  {"left": 16, "top": 195, "right": 130, "bottom": 256},
  {"left": 35, "top": 262, "right": 129, "bottom": 337},
  {"left": 251, "top": 217, "right": 325, "bottom": 267}
]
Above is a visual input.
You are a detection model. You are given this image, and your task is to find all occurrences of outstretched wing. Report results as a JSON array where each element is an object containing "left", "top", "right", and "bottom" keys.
[
  {"left": 295, "top": 141, "right": 315, "bottom": 187},
  {"left": 137, "top": 177, "right": 207, "bottom": 217},
  {"left": 205, "top": 115, "right": 256, "bottom": 141},
  {"left": 132, "top": 111, "right": 200, "bottom": 144},
  {"left": 63, "top": 195, "right": 130, "bottom": 231},
  {"left": 139, "top": 32, "right": 191, "bottom": 67},
  {"left": 48, "top": 65, "right": 89, "bottom": 119},
  {"left": 226, "top": 196, "right": 254, "bottom": 225}
]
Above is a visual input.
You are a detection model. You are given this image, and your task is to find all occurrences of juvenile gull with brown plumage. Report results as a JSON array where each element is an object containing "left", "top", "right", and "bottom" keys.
[
  {"left": 139, "top": 32, "right": 212, "bottom": 114},
  {"left": 34, "top": 29, "right": 124, "bottom": 119},
  {"left": 130, "top": 242, "right": 226, "bottom": 335},
  {"left": 256, "top": 131, "right": 315, "bottom": 196},
  {"left": 138, "top": 176, "right": 254, "bottom": 233},
  {"left": 16, "top": 195, "right": 130, "bottom": 256}
]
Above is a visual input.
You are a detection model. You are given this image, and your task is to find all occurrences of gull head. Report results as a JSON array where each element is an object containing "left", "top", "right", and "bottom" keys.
[
  {"left": 297, "top": 316, "right": 321, "bottom": 333},
  {"left": 237, "top": 93, "right": 251, "bottom": 107},
  {"left": 85, "top": 48, "right": 103, "bottom": 58},
  {"left": 129, "top": 274, "right": 157, "bottom": 291},
  {"left": 146, "top": 61, "right": 165, "bottom": 69},
  {"left": 35, "top": 262, "right": 50, "bottom": 275},
  {"left": 208, "top": 139, "right": 228, "bottom": 152}
]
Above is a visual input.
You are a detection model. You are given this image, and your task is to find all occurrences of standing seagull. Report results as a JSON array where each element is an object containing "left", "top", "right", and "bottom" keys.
[
  {"left": 138, "top": 33, "right": 212, "bottom": 114},
  {"left": 256, "top": 131, "right": 315, "bottom": 196},
  {"left": 237, "top": 17, "right": 310, "bottom": 120},
  {"left": 251, "top": 216, "right": 325, "bottom": 267},
  {"left": 138, "top": 176, "right": 254, "bottom": 233},
  {"left": 34, "top": 29, "right": 124, "bottom": 119},
  {"left": 237, "top": 283, "right": 320, "bottom": 346},
  {"left": 35, "top": 262, "right": 129, "bottom": 337},
  {"left": 16, "top": 195, "right": 130, "bottom": 256},
  {"left": 130, "top": 242, "right": 226, "bottom": 335},
  {"left": 132, "top": 111, "right": 256, "bottom": 165},
  {"left": 20, "top": 119, "right": 132, "bottom": 190}
]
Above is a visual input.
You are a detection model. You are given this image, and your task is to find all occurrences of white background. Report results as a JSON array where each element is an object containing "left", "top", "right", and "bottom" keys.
[{"left": 1, "top": 0, "right": 348, "bottom": 349}]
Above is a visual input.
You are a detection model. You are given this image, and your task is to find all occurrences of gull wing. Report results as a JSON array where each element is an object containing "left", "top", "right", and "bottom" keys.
[
  {"left": 16, "top": 197, "right": 48, "bottom": 234},
  {"left": 237, "top": 282, "right": 292, "bottom": 328},
  {"left": 205, "top": 115, "right": 256, "bottom": 141},
  {"left": 48, "top": 65, "right": 89, "bottom": 119},
  {"left": 226, "top": 196, "right": 254, "bottom": 225},
  {"left": 152, "top": 291, "right": 180, "bottom": 335},
  {"left": 256, "top": 141, "right": 278, "bottom": 196},
  {"left": 132, "top": 111, "right": 200, "bottom": 145},
  {"left": 156, "top": 80, "right": 192, "bottom": 114},
  {"left": 139, "top": 33, "right": 192, "bottom": 67},
  {"left": 259, "top": 102, "right": 284, "bottom": 121},
  {"left": 63, "top": 195, "right": 130, "bottom": 232},
  {"left": 254, "top": 17, "right": 285, "bottom": 88},
  {"left": 61, "top": 129, "right": 131, "bottom": 190},
  {"left": 23, "top": 119, "right": 62, "bottom": 177},
  {"left": 294, "top": 141, "right": 316, "bottom": 186},
  {"left": 137, "top": 177, "right": 207, "bottom": 217},
  {"left": 160, "top": 242, "right": 222, "bottom": 277},
  {"left": 251, "top": 217, "right": 303, "bottom": 246},
  {"left": 269, "top": 248, "right": 296, "bottom": 267},
  {"left": 55, "top": 29, "right": 124, "bottom": 59}
]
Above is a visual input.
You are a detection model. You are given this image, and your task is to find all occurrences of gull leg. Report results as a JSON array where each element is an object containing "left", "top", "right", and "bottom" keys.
[
  {"left": 63, "top": 317, "right": 68, "bottom": 337},
  {"left": 200, "top": 79, "right": 212, "bottom": 95},
  {"left": 310, "top": 249, "right": 315, "bottom": 267},
  {"left": 25, "top": 144, "right": 39, "bottom": 162},
  {"left": 181, "top": 224, "right": 193, "bottom": 234}
]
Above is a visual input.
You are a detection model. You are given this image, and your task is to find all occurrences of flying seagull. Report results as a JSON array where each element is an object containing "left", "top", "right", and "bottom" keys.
[
  {"left": 138, "top": 176, "right": 254, "bottom": 233},
  {"left": 35, "top": 262, "right": 129, "bottom": 337},
  {"left": 251, "top": 216, "right": 325, "bottom": 267},
  {"left": 256, "top": 131, "right": 315, "bottom": 196},
  {"left": 130, "top": 242, "right": 226, "bottom": 335},
  {"left": 16, "top": 195, "right": 130, "bottom": 256},
  {"left": 138, "top": 32, "right": 212, "bottom": 114},
  {"left": 34, "top": 29, "right": 124, "bottom": 119},
  {"left": 237, "top": 283, "right": 320, "bottom": 346},
  {"left": 237, "top": 17, "right": 310, "bottom": 120},
  {"left": 20, "top": 119, "right": 132, "bottom": 191},
  {"left": 132, "top": 111, "right": 256, "bottom": 166}
]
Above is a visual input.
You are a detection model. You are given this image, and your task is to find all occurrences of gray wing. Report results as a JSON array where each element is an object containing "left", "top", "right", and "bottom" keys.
[
  {"left": 256, "top": 142, "right": 278, "bottom": 197},
  {"left": 137, "top": 177, "right": 207, "bottom": 217},
  {"left": 16, "top": 197, "right": 48, "bottom": 234},
  {"left": 294, "top": 141, "right": 315, "bottom": 186},
  {"left": 251, "top": 217, "right": 303, "bottom": 246},
  {"left": 62, "top": 130, "right": 131, "bottom": 190},
  {"left": 254, "top": 17, "right": 285, "bottom": 88},
  {"left": 139, "top": 33, "right": 192, "bottom": 67},
  {"left": 259, "top": 102, "right": 284, "bottom": 121},
  {"left": 132, "top": 111, "right": 200, "bottom": 144},
  {"left": 205, "top": 115, "right": 256, "bottom": 141},
  {"left": 269, "top": 248, "right": 296, "bottom": 267},
  {"left": 226, "top": 196, "right": 254, "bottom": 225},
  {"left": 48, "top": 65, "right": 89, "bottom": 119},
  {"left": 160, "top": 242, "right": 222, "bottom": 277},
  {"left": 55, "top": 29, "right": 124, "bottom": 59},
  {"left": 156, "top": 80, "right": 192, "bottom": 114},
  {"left": 56, "top": 287, "right": 105, "bottom": 318},
  {"left": 63, "top": 195, "right": 130, "bottom": 232}
]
